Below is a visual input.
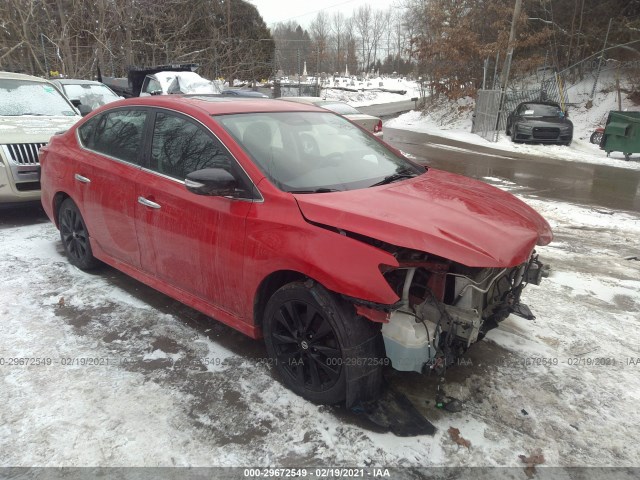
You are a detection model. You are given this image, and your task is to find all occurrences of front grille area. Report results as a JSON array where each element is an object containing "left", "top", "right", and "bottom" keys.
[
  {"left": 532, "top": 127, "right": 559, "bottom": 140},
  {"left": 1, "top": 143, "right": 47, "bottom": 166},
  {"left": 15, "top": 181, "right": 41, "bottom": 191}
]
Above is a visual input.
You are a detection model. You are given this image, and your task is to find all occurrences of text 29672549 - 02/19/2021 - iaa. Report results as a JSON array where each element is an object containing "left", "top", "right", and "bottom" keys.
[{"left": 39, "top": 94, "right": 552, "bottom": 406}]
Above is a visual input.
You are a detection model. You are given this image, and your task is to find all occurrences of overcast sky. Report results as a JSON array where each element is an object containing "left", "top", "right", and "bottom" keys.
[{"left": 248, "top": 0, "right": 393, "bottom": 28}]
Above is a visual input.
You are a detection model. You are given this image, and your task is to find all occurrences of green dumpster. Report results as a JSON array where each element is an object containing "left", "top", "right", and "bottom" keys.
[{"left": 600, "top": 111, "right": 640, "bottom": 161}]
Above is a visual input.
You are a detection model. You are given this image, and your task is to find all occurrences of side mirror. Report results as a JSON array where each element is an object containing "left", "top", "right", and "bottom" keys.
[{"left": 185, "top": 168, "right": 238, "bottom": 196}]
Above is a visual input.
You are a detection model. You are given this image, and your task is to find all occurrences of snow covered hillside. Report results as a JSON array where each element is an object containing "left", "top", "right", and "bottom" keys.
[{"left": 385, "top": 72, "right": 640, "bottom": 170}]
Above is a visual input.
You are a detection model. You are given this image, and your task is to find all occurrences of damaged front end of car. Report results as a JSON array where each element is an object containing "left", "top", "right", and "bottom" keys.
[
  {"left": 350, "top": 246, "right": 548, "bottom": 375},
  {"left": 293, "top": 169, "right": 553, "bottom": 386}
]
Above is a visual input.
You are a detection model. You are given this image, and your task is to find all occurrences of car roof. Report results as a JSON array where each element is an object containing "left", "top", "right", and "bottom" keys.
[
  {"left": 52, "top": 79, "right": 104, "bottom": 86},
  {"left": 280, "top": 96, "right": 340, "bottom": 106},
  {"left": 110, "top": 95, "right": 326, "bottom": 115},
  {"left": 0, "top": 71, "right": 51, "bottom": 83}
]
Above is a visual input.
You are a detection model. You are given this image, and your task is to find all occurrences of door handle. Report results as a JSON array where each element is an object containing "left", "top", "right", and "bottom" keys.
[
  {"left": 74, "top": 173, "right": 91, "bottom": 184},
  {"left": 138, "top": 196, "right": 161, "bottom": 209}
]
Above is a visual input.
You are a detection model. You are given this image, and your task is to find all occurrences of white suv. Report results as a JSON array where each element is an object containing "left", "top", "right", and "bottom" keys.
[{"left": 0, "top": 71, "right": 81, "bottom": 205}]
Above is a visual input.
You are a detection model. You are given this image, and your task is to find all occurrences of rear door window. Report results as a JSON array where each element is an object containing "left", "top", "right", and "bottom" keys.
[{"left": 78, "top": 109, "right": 148, "bottom": 164}]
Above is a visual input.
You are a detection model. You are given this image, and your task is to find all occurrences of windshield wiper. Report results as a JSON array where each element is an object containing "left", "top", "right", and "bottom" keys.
[
  {"left": 369, "top": 171, "right": 417, "bottom": 187},
  {"left": 288, "top": 188, "right": 341, "bottom": 194}
]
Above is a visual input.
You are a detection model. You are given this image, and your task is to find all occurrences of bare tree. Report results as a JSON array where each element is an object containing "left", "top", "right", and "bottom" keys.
[
  {"left": 309, "top": 11, "right": 330, "bottom": 73},
  {"left": 331, "top": 12, "right": 346, "bottom": 74},
  {"left": 343, "top": 16, "right": 358, "bottom": 75},
  {"left": 353, "top": 5, "right": 373, "bottom": 72},
  {"left": 371, "top": 9, "right": 389, "bottom": 73},
  {"left": 0, "top": 0, "right": 275, "bottom": 82}
]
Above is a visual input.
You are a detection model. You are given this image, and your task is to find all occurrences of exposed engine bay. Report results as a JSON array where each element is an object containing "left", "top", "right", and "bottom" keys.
[{"left": 353, "top": 246, "right": 547, "bottom": 375}]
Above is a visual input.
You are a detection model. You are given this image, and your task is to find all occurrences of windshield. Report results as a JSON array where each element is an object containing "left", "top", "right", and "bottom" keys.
[
  {"left": 519, "top": 104, "right": 563, "bottom": 117},
  {"left": 162, "top": 72, "right": 221, "bottom": 95},
  {"left": 215, "top": 111, "right": 424, "bottom": 192},
  {"left": 0, "top": 79, "right": 77, "bottom": 116},
  {"left": 319, "top": 102, "right": 361, "bottom": 115},
  {"left": 62, "top": 83, "right": 120, "bottom": 109}
]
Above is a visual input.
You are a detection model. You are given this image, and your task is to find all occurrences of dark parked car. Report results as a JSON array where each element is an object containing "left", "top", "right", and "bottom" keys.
[
  {"left": 221, "top": 89, "right": 270, "bottom": 98},
  {"left": 40, "top": 96, "right": 551, "bottom": 406},
  {"left": 506, "top": 101, "right": 573, "bottom": 145}
]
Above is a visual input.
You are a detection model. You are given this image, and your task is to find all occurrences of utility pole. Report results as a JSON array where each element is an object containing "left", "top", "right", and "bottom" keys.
[
  {"left": 40, "top": 33, "right": 49, "bottom": 77},
  {"left": 590, "top": 17, "right": 613, "bottom": 101},
  {"left": 227, "top": 0, "right": 233, "bottom": 86},
  {"left": 495, "top": 0, "right": 522, "bottom": 140},
  {"left": 227, "top": 0, "right": 231, "bottom": 38},
  {"left": 500, "top": 0, "right": 522, "bottom": 87}
]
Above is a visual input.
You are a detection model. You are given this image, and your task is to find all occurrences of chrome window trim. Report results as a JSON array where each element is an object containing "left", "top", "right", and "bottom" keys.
[
  {"left": 75, "top": 105, "right": 263, "bottom": 203},
  {"left": 75, "top": 108, "right": 148, "bottom": 169}
]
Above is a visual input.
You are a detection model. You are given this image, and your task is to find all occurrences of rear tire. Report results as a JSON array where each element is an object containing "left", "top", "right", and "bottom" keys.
[
  {"left": 263, "top": 281, "right": 383, "bottom": 406},
  {"left": 58, "top": 198, "right": 100, "bottom": 270},
  {"left": 590, "top": 131, "right": 603, "bottom": 144}
]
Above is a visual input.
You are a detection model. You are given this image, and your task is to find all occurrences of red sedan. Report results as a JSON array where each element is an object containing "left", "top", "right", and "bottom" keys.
[{"left": 40, "top": 95, "right": 552, "bottom": 406}]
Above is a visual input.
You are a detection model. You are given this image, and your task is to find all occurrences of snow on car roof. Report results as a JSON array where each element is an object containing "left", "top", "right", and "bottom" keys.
[{"left": 152, "top": 71, "right": 222, "bottom": 94}]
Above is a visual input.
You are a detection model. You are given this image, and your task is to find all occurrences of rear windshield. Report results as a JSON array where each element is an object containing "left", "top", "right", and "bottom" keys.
[
  {"left": 0, "top": 79, "right": 77, "bottom": 116},
  {"left": 62, "top": 83, "right": 120, "bottom": 108},
  {"left": 319, "top": 102, "right": 361, "bottom": 115}
]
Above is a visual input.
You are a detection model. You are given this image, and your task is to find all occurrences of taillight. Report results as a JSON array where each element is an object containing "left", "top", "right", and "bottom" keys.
[{"left": 374, "top": 119, "right": 383, "bottom": 134}]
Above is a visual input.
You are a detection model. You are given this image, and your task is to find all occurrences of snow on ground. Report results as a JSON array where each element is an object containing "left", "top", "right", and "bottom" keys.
[
  {"left": 2, "top": 72, "right": 639, "bottom": 469},
  {"left": 1, "top": 186, "right": 639, "bottom": 469},
  {"left": 385, "top": 72, "right": 640, "bottom": 170},
  {"left": 320, "top": 76, "right": 421, "bottom": 108}
]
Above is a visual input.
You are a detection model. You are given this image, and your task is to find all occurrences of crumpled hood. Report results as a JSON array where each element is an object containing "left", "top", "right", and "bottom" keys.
[
  {"left": 294, "top": 169, "right": 553, "bottom": 268},
  {"left": 0, "top": 116, "right": 79, "bottom": 143}
]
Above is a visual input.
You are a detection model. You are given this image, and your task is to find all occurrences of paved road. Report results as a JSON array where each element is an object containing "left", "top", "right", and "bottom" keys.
[
  {"left": 385, "top": 127, "right": 640, "bottom": 212},
  {"left": 360, "top": 101, "right": 640, "bottom": 212}
]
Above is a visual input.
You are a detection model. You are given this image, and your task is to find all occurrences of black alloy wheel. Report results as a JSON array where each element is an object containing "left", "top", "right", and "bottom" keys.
[
  {"left": 271, "top": 298, "right": 342, "bottom": 392},
  {"left": 263, "top": 281, "right": 383, "bottom": 405},
  {"left": 58, "top": 198, "right": 100, "bottom": 270}
]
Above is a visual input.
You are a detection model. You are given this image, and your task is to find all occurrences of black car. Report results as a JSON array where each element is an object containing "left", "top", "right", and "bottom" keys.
[
  {"left": 221, "top": 89, "right": 270, "bottom": 98},
  {"left": 506, "top": 101, "right": 573, "bottom": 145}
]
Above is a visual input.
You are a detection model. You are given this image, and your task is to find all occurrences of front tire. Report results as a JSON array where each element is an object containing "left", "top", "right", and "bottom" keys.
[
  {"left": 510, "top": 123, "right": 519, "bottom": 142},
  {"left": 58, "top": 198, "right": 100, "bottom": 270},
  {"left": 263, "top": 281, "right": 383, "bottom": 405}
]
